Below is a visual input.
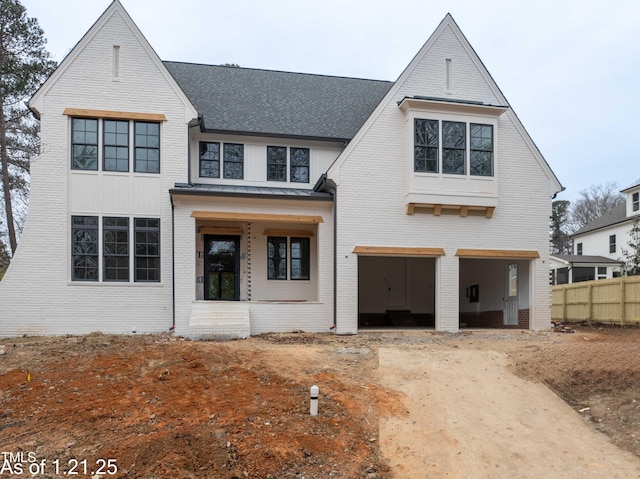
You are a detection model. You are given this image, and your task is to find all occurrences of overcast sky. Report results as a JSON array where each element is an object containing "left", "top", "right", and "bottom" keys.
[{"left": 21, "top": 0, "right": 640, "bottom": 202}]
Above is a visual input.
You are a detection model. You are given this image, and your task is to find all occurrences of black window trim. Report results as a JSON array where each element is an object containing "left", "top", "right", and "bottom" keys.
[
  {"left": 290, "top": 236, "right": 310, "bottom": 280},
  {"left": 199, "top": 141, "right": 221, "bottom": 178},
  {"left": 223, "top": 143, "right": 244, "bottom": 179},
  {"left": 413, "top": 118, "right": 495, "bottom": 177},
  {"left": 103, "top": 119, "right": 130, "bottom": 172},
  {"left": 103, "top": 216, "right": 130, "bottom": 282},
  {"left": 71, "top": 118, "right": 99, "bottom": 171},
  {"left": 266, "top": 145, "right": 287, "bottom": 182},
  {"left": 134, "top": 217, "right": 161, "bottom": 283},
  {"left": 71, "top": 215, "right": 99, "bottom": 281},
  {"left": 267, "top": 236, "right": 288, "bottom": 280}
]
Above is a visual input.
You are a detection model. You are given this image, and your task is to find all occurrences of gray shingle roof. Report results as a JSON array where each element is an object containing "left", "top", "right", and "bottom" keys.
[
  {"left": 573, "top": 203, "right": 629, "bottom": 236},
  {"left": 164, "top": 62, "right": 393, "bottom": 141},
  {"left": 551, "top": 255, "right": 622, "bottom": 265}
]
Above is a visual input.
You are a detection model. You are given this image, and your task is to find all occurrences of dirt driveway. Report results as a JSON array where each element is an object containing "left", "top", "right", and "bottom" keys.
[
  {"left": 2, "top": 328, "right": 640, "bottom": 477},
  {"left": 378, "top": 345, "right": 640, "bottom": 478}
]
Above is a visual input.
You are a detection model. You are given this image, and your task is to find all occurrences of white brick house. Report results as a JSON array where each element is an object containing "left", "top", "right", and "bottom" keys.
[
  {"left": 0, "top": 1, "right": 562, "bottom": 337},
  {"left": 563, "top": 182, "right": 640, "bottom": 281}
]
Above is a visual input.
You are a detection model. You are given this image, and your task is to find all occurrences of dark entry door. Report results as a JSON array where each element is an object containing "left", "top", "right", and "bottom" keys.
[{"left": 204, "top": 235, "right": 240, "bottom": 300}]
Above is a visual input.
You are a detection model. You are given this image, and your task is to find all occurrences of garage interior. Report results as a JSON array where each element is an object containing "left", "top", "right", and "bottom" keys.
[{"left": 358, "top": 256, "right": 531, "bottom": 330}]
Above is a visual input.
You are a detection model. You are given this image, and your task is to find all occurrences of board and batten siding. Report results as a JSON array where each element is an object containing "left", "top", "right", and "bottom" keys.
[{"left": 190, "top": 132, "right": 343, "bottom": 188}]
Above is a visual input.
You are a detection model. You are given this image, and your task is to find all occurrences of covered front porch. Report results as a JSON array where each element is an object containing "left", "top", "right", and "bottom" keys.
[{"left": 171, "top": 188, "right": 334, "bottom": 339}]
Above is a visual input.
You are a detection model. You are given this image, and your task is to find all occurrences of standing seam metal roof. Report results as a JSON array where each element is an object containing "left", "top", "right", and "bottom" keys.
[{"left": 163, "top": 62, "right": 393, "bottom": 140}]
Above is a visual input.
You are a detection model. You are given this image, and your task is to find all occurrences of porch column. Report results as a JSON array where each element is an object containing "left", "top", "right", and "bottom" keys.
[{"left": 435, "top": 253, "right": 459, "bottom": 332}]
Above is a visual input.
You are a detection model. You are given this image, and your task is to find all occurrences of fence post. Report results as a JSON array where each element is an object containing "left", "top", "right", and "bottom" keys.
[
  {"left": 621, "top": 277, "right": 626, "bottom": 327},
  {"left": 587, "top": 283, "right": 593, "bottom": 327}
]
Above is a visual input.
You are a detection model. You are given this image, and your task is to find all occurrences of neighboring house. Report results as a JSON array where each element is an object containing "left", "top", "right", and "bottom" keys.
[
  {"left": 549, "top": 255, "right": 622, "bottom": 285},
  {"left": 571, "top": 182, "right": 640, "bottom": 276},
  {"left": 0, "top": 1, "right": 562, "bottom": 338}
]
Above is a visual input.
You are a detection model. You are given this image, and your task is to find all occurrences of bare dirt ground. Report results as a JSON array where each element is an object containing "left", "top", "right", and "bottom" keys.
[{"left": 1, "top": 326, "right": 640, "bottom": 478}]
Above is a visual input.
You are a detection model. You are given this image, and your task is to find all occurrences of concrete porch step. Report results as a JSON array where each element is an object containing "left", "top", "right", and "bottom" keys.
[{"left": 188, "top": 301, "right": 251, "bottom": 340}]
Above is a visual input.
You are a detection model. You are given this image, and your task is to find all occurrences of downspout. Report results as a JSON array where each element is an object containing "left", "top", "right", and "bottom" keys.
[
  {"left": 170, "top": 193, "right": 176, "bottom": 331},
  {"left": 315, "top": 174, "right": 338, "bottom": 331}
]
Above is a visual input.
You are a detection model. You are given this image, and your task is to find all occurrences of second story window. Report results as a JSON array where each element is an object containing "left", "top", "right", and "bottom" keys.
[
  {"left": 414, "top": 119, "right": 438, "bottom": 173},
  {"left": 72, "top": 118, "right": 98, "bottom": 170},
  {"left": 609, "top": 234, "right": 616, "bottom": 254},
  {"left": 267, "top": 146, "right": 287, "bottom": 181},
  {"left": 223, "top": 143, "right": 244, "bottom": 179},
  {"left": 199, "top": 142, "right": 220, "bottom": 178},
  {"left": 70, "top": 117, "right": 160, "bottom": 174},
  {"left": 633, "top": 192, "right": 639, "bottom": 212},
  {"left": 414, "top": 119, "right": 494, "bottom": 177},
  {"left": 134, "top": 122, "right": 160, "bottom": 173},
  {"left": 290, "top": 148, "right": 310, "bottom": 183},
  {"left": 442, "top": 121, "right": 466, "bottom": 174},
  {"left": 104, "top": 120, "right": 129, "bottom": 172},
  {"left": 576, "top": 242, "right": 583, "bottom": 255},
  {"left": 470, "top": 124, "right": 493, "bottom": 176},
  {"left": 265, "top": 146, "right": 311, "bottom": 183}
]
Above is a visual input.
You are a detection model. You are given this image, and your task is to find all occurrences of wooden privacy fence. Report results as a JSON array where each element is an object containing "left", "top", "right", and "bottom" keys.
[{"left": 551, "top": 276, "right": 640, "bottom": 326}]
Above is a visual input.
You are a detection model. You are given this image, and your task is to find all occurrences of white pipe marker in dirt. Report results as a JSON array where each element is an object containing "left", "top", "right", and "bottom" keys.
[{"left": 310, "top": 385, "right": 319, "bottom": 416}]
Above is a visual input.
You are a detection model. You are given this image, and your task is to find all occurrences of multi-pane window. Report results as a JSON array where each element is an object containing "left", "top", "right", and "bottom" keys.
[
  {"left": 470, "top": 123, "right": 493, "bottom": 176},
  {"left": 72, "top": 119, "right": 99, "bottom": 170},
  {"left": 576, "top": 242, "right": 583, "bottom": 255},
  {"left": 199, "top": 142, "right": 220, "bottom": 178},
  {"left": 609, "top": 234, "right": 616, "bottom": 254},
  {"left": 223, "top": 143, "right": 244, "bottom": 179},
  {"left": 71, "top": 216, "right": 160, "bottom": 283},
  {"left": 135, "top": 218, "right": 160, "bottom": 282},
  {"left": 71, "top": 117, "right": 160, "bottom": 173},
  {"left": 290, "top": 148, "right": 310, "bottom": 183},
  {"left": 267, "top": 236, "right": 311, "bottom": 280},
  {"left": 633, "top": 192, "right": 639, "bottom": 212},
  {"left": 414, "top": 119, "right": 493, "bottom": 177},
  {"left": 414, "top": 119, "right": 438, "bottom": 173},
  {"left": 103, "top": 217, "right": 129, "bottom": 281},
  {"left": 103, "top": 120, "right": 129, "bottom": 172},
  {"left": 265, "top": 146, "right": 310, "bottom": 183},
  {"left": 442, "top": 121, "right": 466, "bottom": 174},
  {"left": 71, "top": 216, "right": 99, "bottom": 281},
  {"left": 134, "top": 122, "right": 160, "bottom": 173},
  {"left": 267, "top": 237, "right": 287, "bottom": 280},
  {"left": 267, "top": 146, "right": 287, "bottom": 182},
  {"left": 290, "top": 237, "right": 310, "bottom": 280}
]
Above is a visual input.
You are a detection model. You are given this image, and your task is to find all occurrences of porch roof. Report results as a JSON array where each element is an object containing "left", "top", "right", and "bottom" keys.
[{"left": 170, "top": 183, "right": 333, "bottom": 201}]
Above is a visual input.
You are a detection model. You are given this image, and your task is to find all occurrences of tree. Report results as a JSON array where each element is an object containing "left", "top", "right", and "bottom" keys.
[
  {"left": 0, "top": 0, "right": 56, "bottom": 256},
  {"left": 569, "top": 182, "right": 625, "bottom": 231},
  {"left": 550, "top": 200, "right": 572, "bottom": 254},
  {"left": 621, "top": 217, "right": 640, "bottom": 276}
]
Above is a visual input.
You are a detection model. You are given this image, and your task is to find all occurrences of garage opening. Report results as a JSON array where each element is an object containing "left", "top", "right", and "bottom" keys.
[
  {"left": 458, "top": 258, "right": 531, "bottom": 329},
  {"left": 358, "top": 256, "right": 436, "bottom": 329}
]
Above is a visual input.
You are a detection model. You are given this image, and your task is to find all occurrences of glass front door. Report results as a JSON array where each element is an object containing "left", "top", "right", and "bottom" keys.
[{"left": 204, "top": 235, "right": 240, "bottom": 300}]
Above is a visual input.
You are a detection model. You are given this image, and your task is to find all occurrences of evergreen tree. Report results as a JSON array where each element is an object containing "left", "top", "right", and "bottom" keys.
[
  {"left": 0, "top": 0, "right": 56, "bottom": 255},
  {"left": 550, "top": 200, "right": 572, "bottom": 254}
]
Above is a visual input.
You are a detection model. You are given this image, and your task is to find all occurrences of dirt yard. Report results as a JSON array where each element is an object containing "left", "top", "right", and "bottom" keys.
[{"left": 1, "top": 326, "right": 640, "bottom": 478}]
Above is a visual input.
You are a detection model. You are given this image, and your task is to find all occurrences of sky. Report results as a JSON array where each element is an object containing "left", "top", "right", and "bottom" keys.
[{"left": 20, "top": 0, "right": 640, "bottom": 202}]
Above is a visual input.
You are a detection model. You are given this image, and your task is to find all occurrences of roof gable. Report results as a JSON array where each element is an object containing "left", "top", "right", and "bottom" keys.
[
  {"left": 164, "top": 62, "right": 392, "bottom": 140},
  {"left": 326, "top": 14, "right": 562, "bottom": 195},
  {"left": 30, "top": 0, "right": 197, "bottom": 122}
]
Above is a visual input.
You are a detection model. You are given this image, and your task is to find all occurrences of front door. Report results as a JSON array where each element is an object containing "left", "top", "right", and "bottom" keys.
[
  {"left": 505, "top": 262, "right": 518, "bottom": 325},
  {"left": 204, "top": 235, "right": 240, "bottom": 300}
]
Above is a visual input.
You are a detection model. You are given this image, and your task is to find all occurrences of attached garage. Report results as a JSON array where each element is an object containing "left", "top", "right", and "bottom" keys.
[{"left": 355, "top": 247, "right": 442, "bottom": 329}]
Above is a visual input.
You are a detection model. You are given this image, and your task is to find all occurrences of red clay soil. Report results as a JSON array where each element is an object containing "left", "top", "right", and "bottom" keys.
[{"left": 1, "top": 326, "right": 639, "bottom": 478}]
